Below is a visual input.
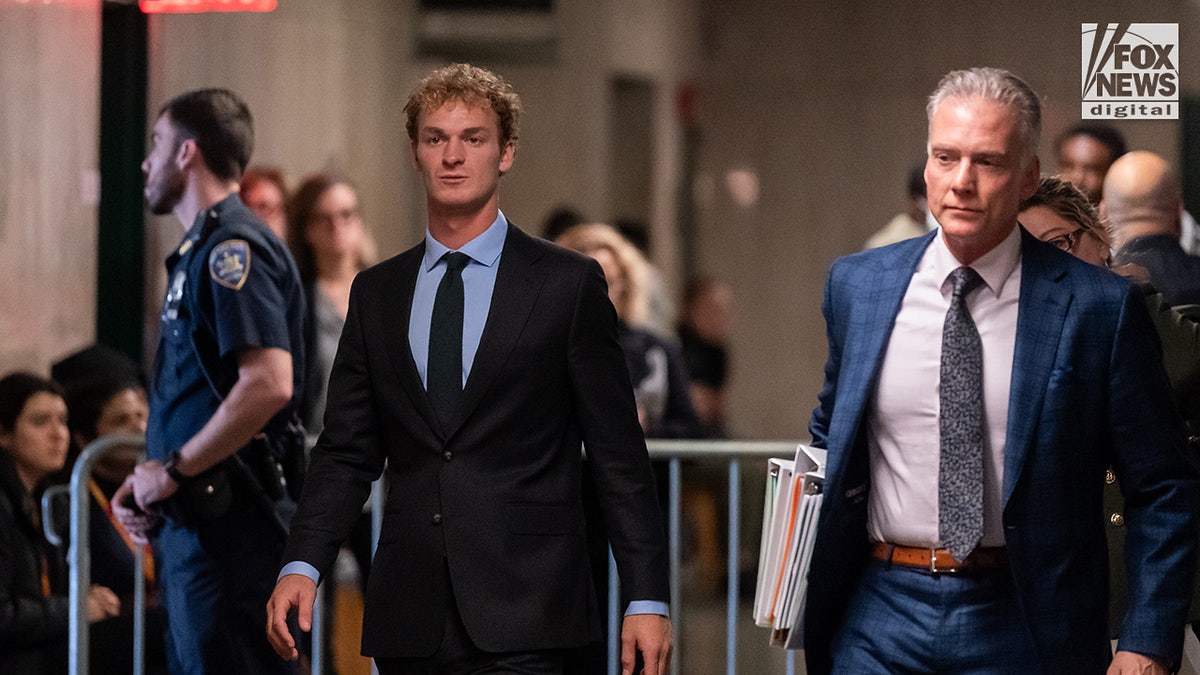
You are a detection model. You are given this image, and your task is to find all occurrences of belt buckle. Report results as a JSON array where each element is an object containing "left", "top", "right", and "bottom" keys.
[{"left": 930, "top": 548, "right": 958, "bottom": 574}]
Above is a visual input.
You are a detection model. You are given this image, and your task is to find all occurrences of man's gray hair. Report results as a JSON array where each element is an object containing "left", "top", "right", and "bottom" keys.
[{"left": 927, "top": 67, "right": 1042, "bottom": 161}]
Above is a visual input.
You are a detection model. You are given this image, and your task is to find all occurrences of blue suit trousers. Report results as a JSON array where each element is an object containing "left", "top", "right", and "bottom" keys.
[{"left": 831, "top": 559, "right": 1048, "bottom": 674}]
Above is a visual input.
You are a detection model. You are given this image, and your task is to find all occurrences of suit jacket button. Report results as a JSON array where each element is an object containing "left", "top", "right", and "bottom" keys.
[
  {"left": 432, "top": 513, "right": 442, "bottom": 525},
  {"left": 1110, "top": 512, "right": 1124, "bottom": 527},
  {"left": 1105, "top": 468, "right": 1116, "bottom": 485},
  {"left": 443, "top": 451, "right": 452, "bottom": 462}
]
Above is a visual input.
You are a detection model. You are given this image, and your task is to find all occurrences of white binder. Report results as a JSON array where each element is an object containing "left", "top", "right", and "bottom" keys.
[{"left": 752, "top": 444, "right": 826, "bottom": 649}]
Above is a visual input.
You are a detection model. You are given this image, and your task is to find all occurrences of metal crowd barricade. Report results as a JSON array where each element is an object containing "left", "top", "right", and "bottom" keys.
[
  {"left": 633, "top": 439, "right": 798, "bottom": 675},
  {"left": 52, "top": 433, "right": 341, "bottom": 675},
  {"left": 43, "top": 433, "right": 150, "bottom": 675},
  {"left": 54, "top": 436, "right": 798, "bottom": 674},
  {"left": 50, "top": 432, "right": 348, "bottom": 675}
]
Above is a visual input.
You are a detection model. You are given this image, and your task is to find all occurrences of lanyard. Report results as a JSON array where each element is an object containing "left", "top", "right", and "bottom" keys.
[{"left": 88, "top": 479, "right": 156, "bottom": 585}]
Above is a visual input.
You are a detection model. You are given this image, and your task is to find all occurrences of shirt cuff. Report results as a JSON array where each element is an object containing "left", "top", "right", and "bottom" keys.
[
  {"left": 278, "top": 561, "right": 320, "bottom": 584},
  {"left": 624, "top": 600, "right": 670, "bottom": 617}
]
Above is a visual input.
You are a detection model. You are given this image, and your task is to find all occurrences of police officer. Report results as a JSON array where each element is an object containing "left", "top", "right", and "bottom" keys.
[{"left": 114, "top": 88, "right": 305, "bottom": 675}]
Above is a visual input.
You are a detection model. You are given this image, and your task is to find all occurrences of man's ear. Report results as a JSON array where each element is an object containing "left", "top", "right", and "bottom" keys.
[
  {"left": 499, "top": 141, "right": 515, "bottom": 176},
  {"left": 175, "top": 137, "right": 198, "bottom": 171}
]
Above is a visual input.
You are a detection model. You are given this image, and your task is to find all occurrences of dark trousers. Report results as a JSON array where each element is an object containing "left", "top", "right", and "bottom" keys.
[
  {"left": 156, "top": 496, "right": 297, "bottom": 675},
  {"left": 374, "top": 573, "right": 566, "bottom": 675},
  {"left": 830, "top": 559, "right": 1040, "bottom": 673}
]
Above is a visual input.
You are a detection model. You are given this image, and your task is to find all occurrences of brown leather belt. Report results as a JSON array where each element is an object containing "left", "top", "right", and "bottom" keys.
[{"left": 871, "top": 542, "right": 1007, "bottom": 573}]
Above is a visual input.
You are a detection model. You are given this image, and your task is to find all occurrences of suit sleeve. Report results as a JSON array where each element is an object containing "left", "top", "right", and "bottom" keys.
[
  {"left": 1140, "top": 285, "right": 1200, "bottom": 421},
  {"left": 281, "top": 273, "right": 386, "bottom": 579},
  {"left": 809, "top": 260, "right": 845, "bottom": 450},
  {"left": 567, "top": 260, "right": 670, "bottom": 604},
  {"left": 1109, "top": 284, "right": 1200, "bottom": 663}
]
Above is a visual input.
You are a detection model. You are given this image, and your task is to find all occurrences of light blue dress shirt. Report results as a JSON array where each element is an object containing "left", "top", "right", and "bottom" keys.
[
  {"left": 281, "top": 211, "right": 667, "bottom": 618},
  {"left": 408, "top": 212, "right": 506, "bottom": 388}
]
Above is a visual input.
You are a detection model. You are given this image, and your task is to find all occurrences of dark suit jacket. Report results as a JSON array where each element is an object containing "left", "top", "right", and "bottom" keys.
[
  {"left": 282, "top": 224, "right": 669, "bottom": 658},
  {"left": 1115, "top": 233, "right": 1200, "bottom": 307},
  {"left": 803, "top": 228, "right": 1200, "bottom": 673}
]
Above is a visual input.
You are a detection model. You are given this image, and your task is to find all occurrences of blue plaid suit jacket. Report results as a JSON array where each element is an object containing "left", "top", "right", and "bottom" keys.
[{"left": 802, "top": 228, "right": 1199, "bottom": 673}]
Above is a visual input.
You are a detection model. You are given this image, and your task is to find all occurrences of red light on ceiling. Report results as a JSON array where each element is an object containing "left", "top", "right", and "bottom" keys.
[{"left": 140, "top": 0, "right": 277, "bottom": 13}]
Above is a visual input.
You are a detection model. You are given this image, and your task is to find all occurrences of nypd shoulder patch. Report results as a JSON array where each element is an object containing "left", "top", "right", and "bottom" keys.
[{"left": 209, "top": 239, "right": 252, "bottom": 290}]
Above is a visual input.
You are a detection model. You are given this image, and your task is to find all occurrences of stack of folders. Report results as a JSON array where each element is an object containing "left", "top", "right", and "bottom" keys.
[{"left": 752, "top": 443, "right": 826, "bottom": 650}]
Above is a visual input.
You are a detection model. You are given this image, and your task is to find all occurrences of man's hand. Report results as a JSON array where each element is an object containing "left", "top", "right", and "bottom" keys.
[
  {"left": 620, "top": 613, "right": 672, "bottom": 675},
  {"left": 111, "top": 475, "right": 161, "bottom": 544},
  {"left": 266, "top": 573, "right": 317, "bottom": 661},
  {"left": 128, "top": 460, "right": 179, "bottom": 513},
  {"left": 1108, "top": 650, "right": 1169, "bottom": 675}
]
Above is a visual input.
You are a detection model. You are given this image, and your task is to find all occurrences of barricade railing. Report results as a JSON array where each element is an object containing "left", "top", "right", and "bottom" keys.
[
  {"left": 638, "top": 439, "right": 798, "bottom": 675},
  {"left": 53, "top": 436, "right": 799, "bottom": 675},
  {"left": 43, "top": 433, "right": 149, "bottom": 675}
]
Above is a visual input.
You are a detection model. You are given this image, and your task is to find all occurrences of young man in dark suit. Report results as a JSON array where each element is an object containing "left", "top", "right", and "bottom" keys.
[
  {"left": 803, "top": 67, "right": 1198, "bottom": 674},
  {"left": 266, "top": 63, "right": 672, "bottom": 675}
]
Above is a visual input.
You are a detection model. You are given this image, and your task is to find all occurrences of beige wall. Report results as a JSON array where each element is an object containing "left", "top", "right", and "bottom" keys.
[{"left": 0, "top": 1, "right": 101, "bottom": 375}]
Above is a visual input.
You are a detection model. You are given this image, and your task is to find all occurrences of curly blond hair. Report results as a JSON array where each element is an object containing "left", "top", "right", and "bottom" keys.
[{"left": 403, "top": 63, "right": 522, "bottom": 147}]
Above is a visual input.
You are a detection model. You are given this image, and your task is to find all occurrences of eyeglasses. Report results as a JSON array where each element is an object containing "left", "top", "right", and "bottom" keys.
[{"left": 1046, "top": 227, "right": 1084, "bottom": 252}]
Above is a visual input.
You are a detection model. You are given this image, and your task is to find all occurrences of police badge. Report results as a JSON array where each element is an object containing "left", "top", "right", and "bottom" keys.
[{"left": 209, "top": 239, "right": 251, "bottom": 290}]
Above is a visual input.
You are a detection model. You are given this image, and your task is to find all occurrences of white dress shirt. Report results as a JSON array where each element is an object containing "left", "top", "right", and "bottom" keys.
[{"left": 866, "top": 225, "right": 1022, "bottom": 549}]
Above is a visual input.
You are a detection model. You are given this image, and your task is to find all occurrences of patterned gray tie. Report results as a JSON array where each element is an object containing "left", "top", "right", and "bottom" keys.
[{"left": 939, "top": 266, "right": 985, "bottom": 562}]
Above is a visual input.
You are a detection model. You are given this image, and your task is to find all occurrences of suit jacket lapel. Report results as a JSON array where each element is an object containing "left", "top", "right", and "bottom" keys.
[
  {"left": 443, "top": 224, "right": 547, "bottom": 439},
  {"left": 382, "top": 241, "right": 446, "bottom": 439},
  {"left": 1003, "top": 230, "right": 1071, "bottom": 505},
  {"left": 826, "top": 233, "right": 933, "bottom": 486}
]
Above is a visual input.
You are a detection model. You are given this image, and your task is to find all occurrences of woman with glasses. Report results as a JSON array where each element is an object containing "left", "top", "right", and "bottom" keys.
[
  {"left": 287, "top": 173, "right": 377, "bottom": 436},
  {"left": 1018, "top": 176, "right": 1112, "bottom": 268}
]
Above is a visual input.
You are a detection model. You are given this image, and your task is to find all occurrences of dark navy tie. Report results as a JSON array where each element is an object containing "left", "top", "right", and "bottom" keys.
[
  {"left": 939, "top": 266, "right": 985, "bottom": 562},
  {"left": 428, "top": 252, "right": 471, "bottom": 427}
]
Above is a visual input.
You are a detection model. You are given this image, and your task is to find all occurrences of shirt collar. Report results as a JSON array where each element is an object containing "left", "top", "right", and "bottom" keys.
[
  {"left": 169, "top": 193, "right": 242, "bottom": 265},
  {"left": 929, "top": 224, "right": 1022, "bottom": 298},
  {"left": 422, "top": 210, "right": 508, "bottom": 272}
]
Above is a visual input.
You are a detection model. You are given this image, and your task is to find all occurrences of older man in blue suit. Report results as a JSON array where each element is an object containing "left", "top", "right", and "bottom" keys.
[{"left": 802, "top": 67, "right": 1199, "bottom": 674}]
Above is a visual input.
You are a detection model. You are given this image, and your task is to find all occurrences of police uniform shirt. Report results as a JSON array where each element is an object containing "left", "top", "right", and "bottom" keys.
[{"left": 147, "top": 193, "right": 305, "bottom": 463}]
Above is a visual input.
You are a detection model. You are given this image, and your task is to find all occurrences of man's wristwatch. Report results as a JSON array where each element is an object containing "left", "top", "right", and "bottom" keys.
[{"left": 162, "top": 452, "right": 194, "bottom": 486}]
